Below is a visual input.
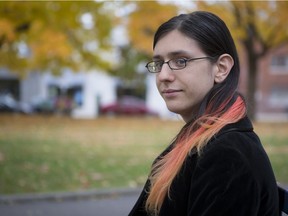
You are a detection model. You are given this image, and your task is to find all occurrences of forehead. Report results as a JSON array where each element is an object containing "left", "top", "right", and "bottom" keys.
[{"left": 153, "top": 30, "right": 202, "bottom": 58}]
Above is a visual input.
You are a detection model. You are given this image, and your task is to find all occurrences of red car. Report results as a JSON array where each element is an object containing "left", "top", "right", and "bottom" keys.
[{"left": 100, "top": 96, "right": 158, "bottom": 116}]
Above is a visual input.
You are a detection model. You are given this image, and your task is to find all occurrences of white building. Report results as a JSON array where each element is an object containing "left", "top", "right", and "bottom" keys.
[
  {"left": 1, "top": 68, "right": 178, "bottom": 119},
  {"left": 20, "top": 69, "right": 118, "bottom": 118}
]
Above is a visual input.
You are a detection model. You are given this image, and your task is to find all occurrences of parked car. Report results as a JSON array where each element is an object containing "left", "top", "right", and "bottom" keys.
[
  {"left": 31, "top": 96, "right": 74, "bottom": 115},
  {"left": 100, "top": 96, "right": 158, "bottom": 116},
  {"left": 0, "top": 93, "right": 33, "bottom": 114},
  {"left": 30, "top": 98, "right": 56, "bottom": 114}
]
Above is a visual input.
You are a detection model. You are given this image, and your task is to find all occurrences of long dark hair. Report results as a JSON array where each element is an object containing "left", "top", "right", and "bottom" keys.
[{"left": 146, "top": 11, "right": 246, "bottom": 215}]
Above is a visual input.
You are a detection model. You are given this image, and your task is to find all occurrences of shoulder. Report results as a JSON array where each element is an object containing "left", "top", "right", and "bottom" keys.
[
  {"left": 192, "top": 126, "right": 274, "bottom": 186},
  {"left": 199, "top": 129, "right": 264, "bottom": 166},
  {"left": 200, "top": 116, "right": 267, "bottom": 164},
  {"left": 209, "top": 129, "right": 261, "bottom": 153},
  {"left": 204, "top": 128, "right": 267, "bottom": 162}
]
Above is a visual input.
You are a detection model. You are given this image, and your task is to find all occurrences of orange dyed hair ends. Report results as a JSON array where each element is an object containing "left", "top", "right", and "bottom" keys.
[{"left": 145, "top": 96, "right": 246, "bottom": 215}]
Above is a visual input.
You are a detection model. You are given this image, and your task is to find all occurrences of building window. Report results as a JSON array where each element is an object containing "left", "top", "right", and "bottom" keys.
[
  {"left": 270, "top": 55, "right": 288, "bottom": 74},
  {"left": 268, "top": 87, "right": 288, "bottom": 108}
]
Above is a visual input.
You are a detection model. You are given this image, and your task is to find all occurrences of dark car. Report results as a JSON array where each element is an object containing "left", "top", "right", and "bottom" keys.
[
  {"left": 31, "top": 98, "right": 56, "bottom": 114},
  {"left": 100, "top": 96, "right": 158, "bottom": 116}
]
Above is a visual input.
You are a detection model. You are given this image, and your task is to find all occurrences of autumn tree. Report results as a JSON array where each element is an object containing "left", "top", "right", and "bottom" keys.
[
  {"left": 196, "top": 1, "right": 288, "bottom": 120},
  {"left": 0, "top": 1, "right": 114, "bottom": 77},
  {"left": 127, "top": 1, "right": 178, "bottom": 56},
  {"left": 107, "top": 1, "right": 178, "bottom": 98}
]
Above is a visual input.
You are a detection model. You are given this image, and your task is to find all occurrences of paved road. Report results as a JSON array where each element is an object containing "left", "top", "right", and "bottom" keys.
[
  {"left": 1, "top": 186, "right": 287, "bottom": 216},
  {"left": 0, "top": 188, "right": 141, "bottom": 216}
]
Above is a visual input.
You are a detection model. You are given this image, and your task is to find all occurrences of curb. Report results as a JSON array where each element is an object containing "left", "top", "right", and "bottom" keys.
[{"left": 0, "top": 187, "right": 142, "bottom": 205}]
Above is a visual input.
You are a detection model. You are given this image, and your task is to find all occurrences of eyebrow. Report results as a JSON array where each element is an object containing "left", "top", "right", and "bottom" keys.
[{"left": 153, "top": 50, "right": 193, "bottom": 60}]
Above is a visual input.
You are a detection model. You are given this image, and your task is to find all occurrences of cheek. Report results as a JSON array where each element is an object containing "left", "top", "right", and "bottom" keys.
[
  {"left": 156, "top": 75, "right": 161, "bottom": 91},
  {"left": 186, "top": 70, "right": 215, "bottom": 96},
  {"left": 197, "top": 65, "right": 216, "bottom": 87}
]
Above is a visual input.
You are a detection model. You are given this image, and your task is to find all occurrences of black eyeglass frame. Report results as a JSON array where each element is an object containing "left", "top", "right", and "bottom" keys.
[{"left": 145, "top": 56, "right": 216, "bottom": 73}]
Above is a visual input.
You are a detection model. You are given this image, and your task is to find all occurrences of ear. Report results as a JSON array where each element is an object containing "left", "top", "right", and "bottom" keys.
[{"left": 214, "top": 54, "right": 234, "bottom": 83}]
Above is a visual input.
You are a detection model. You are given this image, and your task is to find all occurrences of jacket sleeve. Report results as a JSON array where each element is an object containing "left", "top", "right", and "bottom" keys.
[{"left": 187, "top": 132, "right": 263, "bottom": 216}]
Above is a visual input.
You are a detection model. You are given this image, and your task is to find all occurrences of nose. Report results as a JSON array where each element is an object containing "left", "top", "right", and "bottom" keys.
[{"left": 157, "top": 63, "right": 175, "bottom": 82}]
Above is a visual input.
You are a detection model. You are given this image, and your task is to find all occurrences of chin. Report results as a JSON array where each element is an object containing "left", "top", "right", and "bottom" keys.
[
  {"left": 167, "top": 107, "right": 183, "bottom": 115},
  {"left": 167, "top": 106, "right": 194, "bottom": 120}
]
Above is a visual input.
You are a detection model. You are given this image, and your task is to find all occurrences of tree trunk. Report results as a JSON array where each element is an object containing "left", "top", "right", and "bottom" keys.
[{"left": 246, "top": 50, "right": 258, "bottom": 121}]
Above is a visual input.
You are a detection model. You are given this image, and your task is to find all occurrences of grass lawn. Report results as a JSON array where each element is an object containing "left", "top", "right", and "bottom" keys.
[{"left": 0, "top": 114, "right": 287, "bottom": 195}]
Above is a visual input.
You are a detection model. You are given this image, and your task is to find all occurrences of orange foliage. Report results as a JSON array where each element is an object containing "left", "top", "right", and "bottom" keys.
[{"left": 0, "top": 18, "right": 16, "bottom": 42}]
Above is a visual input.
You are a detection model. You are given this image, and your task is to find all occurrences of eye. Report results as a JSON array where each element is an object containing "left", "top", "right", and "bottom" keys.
[{"left": 173, "top": 58, "right": 187, "bottom": 67}]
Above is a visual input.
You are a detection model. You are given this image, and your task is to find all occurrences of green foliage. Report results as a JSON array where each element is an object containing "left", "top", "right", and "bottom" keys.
[
  {"left": 108, "top": 45, "right": 148, "bottom": 98},
  {"left": 109, "top": 45, "right": 148, "bottom": 80}
]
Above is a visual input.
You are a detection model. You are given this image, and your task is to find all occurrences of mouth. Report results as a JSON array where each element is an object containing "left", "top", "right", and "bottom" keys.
[
  {"left": 162, "top": 89, "right": 183, "bottom": 97},
  {"left": 162, "top": 89, "right": 182, "bottom": 93}
]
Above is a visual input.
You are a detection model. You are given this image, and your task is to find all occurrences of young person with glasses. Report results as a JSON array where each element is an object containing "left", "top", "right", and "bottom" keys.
[{"left": 129, "top": 11, "right": 279, "bottom": 216}]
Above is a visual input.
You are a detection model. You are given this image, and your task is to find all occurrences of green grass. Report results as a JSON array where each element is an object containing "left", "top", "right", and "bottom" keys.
[
  {"left": 0, "top": 115, "right": 180, "bottom": 194},
  {"left": 0, "top": 114, "right": 287, "bottom": 195},
  {"left": 259, "top": 136, "right": 288, "bottom": 183}
]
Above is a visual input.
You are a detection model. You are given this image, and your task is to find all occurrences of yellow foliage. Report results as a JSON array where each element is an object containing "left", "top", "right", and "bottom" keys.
[
  {"left": 197, "top": 1, "right": 288, "bottom": 49},
  {"left": 196, "top": 1, "right": 246, "bottom": 41},
  {"left": 0, "top": 1, "right": 113, "bottom": 75},
  {"left": 128, "top": 1, "right": 177, "bottom": 55},
  {"left": 31, "top": 30, "right": 72, "bottom": 60}
]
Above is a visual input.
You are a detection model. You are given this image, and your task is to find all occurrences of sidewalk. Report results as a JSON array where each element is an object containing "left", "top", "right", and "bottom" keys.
[{"left": 0, "top": 187, "right": 142, "bottom": 216}]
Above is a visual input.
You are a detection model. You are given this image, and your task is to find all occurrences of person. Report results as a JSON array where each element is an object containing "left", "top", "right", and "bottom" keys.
[{"left": 128, "top": 11, "right": 279, "bottom": 216}]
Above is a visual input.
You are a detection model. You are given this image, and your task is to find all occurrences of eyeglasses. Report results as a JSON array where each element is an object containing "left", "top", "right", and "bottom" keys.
[{"left": 145, "top": 56, "right": 214, "bottom": 73}]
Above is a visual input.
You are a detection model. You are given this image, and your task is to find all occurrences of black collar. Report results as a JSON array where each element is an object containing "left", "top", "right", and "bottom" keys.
[{"left": 216, "top": 116, "right": 254, "bottom": 138}]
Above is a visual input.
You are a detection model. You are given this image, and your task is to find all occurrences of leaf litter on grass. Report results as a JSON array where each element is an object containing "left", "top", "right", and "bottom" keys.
[{"left": 1, "top": 115, "right": 287, "bottom": 194}]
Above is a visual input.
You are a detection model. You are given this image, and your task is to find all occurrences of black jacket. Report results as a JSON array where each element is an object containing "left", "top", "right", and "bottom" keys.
[{"left": 129, "top": 117, "right": 279, "bottom": 216}]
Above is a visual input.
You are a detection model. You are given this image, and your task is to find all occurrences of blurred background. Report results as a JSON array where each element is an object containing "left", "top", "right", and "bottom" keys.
[{"left": 0, "top": 0, "right": 287, "bottom": 204}]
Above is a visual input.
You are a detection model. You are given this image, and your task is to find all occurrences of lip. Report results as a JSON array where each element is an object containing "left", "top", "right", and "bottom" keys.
[{"left": 162, "top": 89, "right": 183, "bottom": 97}]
